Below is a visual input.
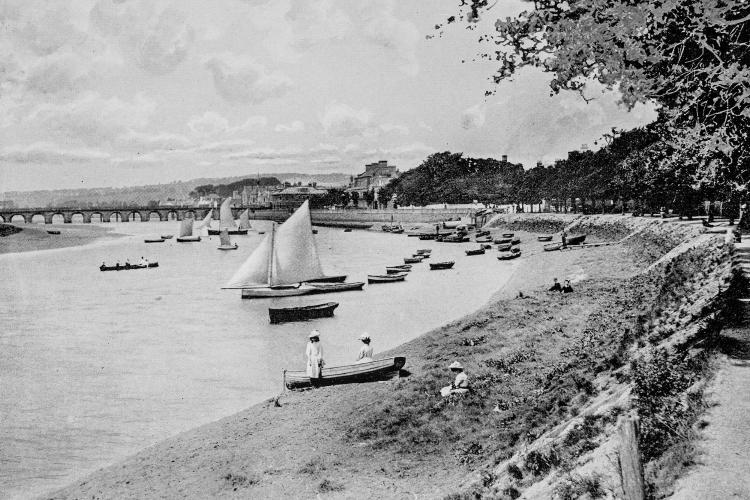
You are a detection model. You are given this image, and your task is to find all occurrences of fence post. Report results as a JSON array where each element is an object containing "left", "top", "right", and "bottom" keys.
[{"left": 617, "top": 416, "right": 646, "bottom": 500}]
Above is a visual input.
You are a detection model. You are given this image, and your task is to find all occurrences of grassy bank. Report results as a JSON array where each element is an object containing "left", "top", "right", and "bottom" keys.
[
  {"left": 47, "top": 216, "right": 726, "bottom": 499},
  {"left": 0, "top": 223, "right": 121, "bottom": 255}
]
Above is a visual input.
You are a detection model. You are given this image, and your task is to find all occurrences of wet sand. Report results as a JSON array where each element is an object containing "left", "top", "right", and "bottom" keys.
[{"left": 0, "top": 224, "right": 122, "bottom": 255}]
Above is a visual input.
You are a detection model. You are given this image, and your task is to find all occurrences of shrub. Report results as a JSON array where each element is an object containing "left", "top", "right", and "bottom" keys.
[{"left": 317, "top": 478, "right": 345, "bottom": 493}]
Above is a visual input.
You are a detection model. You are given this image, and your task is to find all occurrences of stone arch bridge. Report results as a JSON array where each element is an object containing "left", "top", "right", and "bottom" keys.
[{"left": 0, "top": 206, "right": 226, "bottom": 224}]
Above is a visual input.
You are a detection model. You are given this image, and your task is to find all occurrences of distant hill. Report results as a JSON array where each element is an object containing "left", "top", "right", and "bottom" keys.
[{"left": 1, "top": 173, "right": 351, "bottom": 208}]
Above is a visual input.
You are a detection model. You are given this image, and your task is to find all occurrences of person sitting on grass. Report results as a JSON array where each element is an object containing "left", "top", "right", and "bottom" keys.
[
  {"left": 549, "top": 278, "right": 562, "bottom": 292},
  {"left": 356, "top": 333, "right": 373, "bottom": 363},
  {"left": 440, "top": 361, "right": 470, "bottom": 397},
  {"left": 562, "top": 279, "right": 574, "bottom": 294}
]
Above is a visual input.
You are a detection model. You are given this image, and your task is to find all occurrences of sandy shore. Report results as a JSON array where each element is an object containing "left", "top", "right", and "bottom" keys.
[
  {"left": 46, "top": 229, "right": 643, "bottom": 500},
  {"left": 0, "top": 223, "right": 122, "bottom": 255}
]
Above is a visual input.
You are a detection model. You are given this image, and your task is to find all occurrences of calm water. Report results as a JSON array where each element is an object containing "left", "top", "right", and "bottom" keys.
[{"left": 0, "top": 222, "right": 518, "bottom": 499}]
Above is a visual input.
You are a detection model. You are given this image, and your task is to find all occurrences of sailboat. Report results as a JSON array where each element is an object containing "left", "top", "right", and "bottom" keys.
[
  {"left": 196, "top": 210, "right": 214, "bottom": 234},
  {"left": 237, "top": 209, "right": 252, "bottom": 231},
  {"left": 217, "top": 228, "right": 238, "bottom": 250},
  {"left": 223, "top": 200, "right": 359, "bottom": 299},
  {"left": 175, "top": 218, "right": 201, "bottom": 242},
  {"left": 208, "top": 198, "right": 248, "bottom": 235}
]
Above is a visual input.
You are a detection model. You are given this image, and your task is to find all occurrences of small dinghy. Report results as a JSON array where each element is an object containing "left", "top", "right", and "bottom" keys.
[
  {"left": 412, "top": 252, "right": 430, "bottom": 259},
  {"left": 160, "top": 234, "right": 173, "bottom": 239},
  {"left": 481, "top": 243, "right": 493, "bottom": 250},
  {"left": 537, "top": 235, "right": 553, "bottom": 242},
  {"left": 269, "top": 302, "right": 338, "bottom": 324},
  {"left": 494, "top": 237, "right": 512, "bottom": 244},
  {"left": 475, "top": 236, "right": 493, "bottom": 243},
  {"left": 416, "top": 249, "right": 432, "bottom": 255},
  {"left": 306, "top": 281, "right": 365, "bottom": 293},
  {"left": 284, "top": 357, "right": 406, "bottom": 390},
  {"left": 544, "top": 242, "right": 563, "bottom": 251},
  {"left": 497, "top": 251, "right": 520, "bottom": 260},
  {"left": 390, "top": 227, "right": 404, "bottom": 234},
  {"left": 404, "top": 256, "right": 424, "bottom": 264},
  {"left": 496, "top": 243, "right": 512, "bottom": 251},
  {"left": 511, "top": 237, "right": 521, "bottom": 245},
  {"left": 343, "top": 228, "right": 353, "bottom": 232},
  {"left": 217, "top": 229, "right": 238, "bottom": 250},
  {"left": 144, "top": 237, "right": 165, "bottom": 243},
  {"left": 46, "top": 229, "right": 61, "bottom": 235},
  {"left": 386, "top": 264, "right": 412, "bottom": 273},
  {"left": 386, "top": 267, "right": 410, "bottom": 274},
  {"left": 368, "top": 272, "right": 407, "bottom": 283},
  {"left": 429, "top": 261, "right": 455, "bottom": 270},
  {"left": 475, "top": 230, "right": 490, "bottom": 238},
  {"left": 442, "top": 234, "right": 470, "bottom": 243},
  {"left": 566, "top": 234, "right": 587, "bottom": 245},
  {"left": 465, "top": 248, "right": 486, "bottom": 256},
  {"left": 502, "top": 233, "right": 514, "bottom": 238},
  {"left": 100, "top": 262, "right": 159, "bottom": 272}
]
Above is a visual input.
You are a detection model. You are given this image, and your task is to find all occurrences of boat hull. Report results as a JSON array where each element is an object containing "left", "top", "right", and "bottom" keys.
[
  {"left": 46, "top": 230, "right": 61, "bottom": 235},
  {"left": 160, "top": 235, "right": 173, "bottom": 239},
  {"left": 306, "top": 282, "right": 366, "bottom": 294},
  {"left": 269, "top": 302, "right": 339, "bottom": 324},
  {"left": 465, "top": 248, "right": 485, "bottom": 256},
  {"left": 217, "top": 244, "right": 238, "bottom": 250},
  {"left": 100, "top": 262, "right": 159, "bottom": 272},
  {"left": 304, "top": 275, "right": 348, "bottom": 283},
  {"left": 496, "top": 243, "right": 512, "bottom": 251},
  {"left": 368, "top": 272, "right": 407, "bottom": 283},
  {"left": 429, "top": 261, "right": 455, "bottom": 270},
  {"left": 144, "top": 238, "right": 164, "bottom": 243},
  {"left": 497, "top": 252, "right": 521, "bottom": 260},
  {"left": 242, "top": 284, "right": 319, "bottom": 299},
  {"left": 494, "top": 237, "right": 512, "bottom": 244},
  {"left": 404, "top": 257, "right": 424, "bottom": 264},
  {"left": 537, "top": 235, "right": 553, "bottom": 242},
  {"left": 208, "top": 229, "right": 249, "bottom": 235},
  {"left": 285, "top": 357, "right": 406, "bottom": 389},
  {"left": 544, "top": 243, "right": 563, "bottom": 252},
  {"left": 176, "top": 236, "right": 201, "bottom": 242}
]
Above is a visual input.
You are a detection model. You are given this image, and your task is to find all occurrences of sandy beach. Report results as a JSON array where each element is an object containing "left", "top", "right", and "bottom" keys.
[{"left": 0, "top": 223, "right": 122, "bottom": 256}]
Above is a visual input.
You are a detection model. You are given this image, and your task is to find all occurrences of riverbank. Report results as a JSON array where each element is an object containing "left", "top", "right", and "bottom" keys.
[
  {"left": 0, "top": 223, "right": 122, "bottom": 255},
  {"left": 46, "top": 215, "right": 730, "bottom": 499}
]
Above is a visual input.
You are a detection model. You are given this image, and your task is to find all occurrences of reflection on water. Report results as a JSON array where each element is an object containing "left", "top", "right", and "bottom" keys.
[{"left": 0, "top": 221, "right": 517, "bottom": 499}]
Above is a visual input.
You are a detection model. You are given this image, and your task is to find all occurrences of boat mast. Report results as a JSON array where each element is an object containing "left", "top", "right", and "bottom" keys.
[{"left": 266, "top": 221, "right": 275, "bottom": 286}]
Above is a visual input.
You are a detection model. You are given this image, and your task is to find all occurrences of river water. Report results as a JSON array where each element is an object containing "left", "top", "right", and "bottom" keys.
[{"left": 0, "top": 221, "right": 517, "bottom": 499}]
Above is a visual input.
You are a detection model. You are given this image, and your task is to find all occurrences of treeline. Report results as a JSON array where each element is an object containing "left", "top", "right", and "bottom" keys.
[
  {"left": 190, "top": 177, "right": 281, "bottom": 198},
  {"left": 383, "top": 126, "right": 741, "bottom": 218}
]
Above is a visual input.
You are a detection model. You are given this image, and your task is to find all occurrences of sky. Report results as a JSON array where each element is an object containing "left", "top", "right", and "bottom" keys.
[{"left": 0, "top": 0, "right": 657, "bottom": 192}]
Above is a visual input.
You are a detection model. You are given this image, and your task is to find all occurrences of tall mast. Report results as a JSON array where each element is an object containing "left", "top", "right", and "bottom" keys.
[{"left": 266, "top": 221, "right": 275, "bottom": 285}]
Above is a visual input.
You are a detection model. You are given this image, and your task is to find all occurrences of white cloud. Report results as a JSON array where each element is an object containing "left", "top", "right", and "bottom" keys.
[
  {"left": 356, "top": 1, "right": 420, "bottom": 76},
  {"left": 204, "top": 53, "right": 293, "bottom": 103},
  {"left": 380, "top": 123, "right": 409, "bottom": 135},
  {"left": 187, "top": 111, "right": 229, "bottom": 137},
  {"left": 320, "top": 102, "right": 371, "bottom": 137},
  {"left": 197, "top": 139, "right": 256, "bottom": 154},
  {"left": 116, "top": 130, "right": 192, "bottom": 152},
  {"left": 285, "top": 0, "right": 352, "bottom": 48},
  {"left": 461, "top": 104, "right": 486, "bottom": 130},
  {"left": 418, "top": 121, "right": 433, "bottom": 132},
  {"left": 24, "top": 52, "right": 88, "bottom": 95},
  {"left": 275, "top": 120, "right": 305, "bottom": 132},
  {"left": 0, "top": 142, "right": 110, "bottom": 164}
]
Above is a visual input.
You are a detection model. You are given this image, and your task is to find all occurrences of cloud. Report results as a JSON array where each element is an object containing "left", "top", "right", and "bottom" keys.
[
  {"left": 0, "top": 142, "right": 110, "bottom": 164},
  {"left": 461, "top": 104, "right": 486, "bottom": 130},
  {"left": 187, "top": 111, "right": 229, "bottom": 137},
  {"left": 137, "top": 8, "right": 194, "bottom": 75},
  {"left": 285, "top": 0, "right": 352, "bottom": 48},
  {"left": 355, "top": 1, "right": 420, "bottom": 76},
  {"left": 204, "top": 53, "right": 293, "bottom": 103},
  {"left": 380, "top": 123, "right": 409, "bottom": 135},
  {"left": 275, "top": 120, "right": 305, "bottom": 132},
  {"left": 24, "top": 52, "right": 89, "bottom": 95},
  {"left": 320, "top": 102, "right": 371, "bottom": 137},
  {"left": 14, "top": 3, "right": 85, "bottom": 56},
  {"left": 116, "top": 130, "right": 192, "bottom": 152}
]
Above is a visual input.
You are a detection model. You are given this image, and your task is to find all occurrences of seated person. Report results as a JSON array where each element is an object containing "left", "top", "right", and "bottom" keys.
[
  {"left": 549, "top": 278, "right": 562, "bottom": 292},
  {"left": 562, "top": 279, "right": 574, "bottom": 293},
  {"left": 356, "top": 333, "right": 373, "bottom": 363},
  {"left": 440, "top": 361, "right": 470, "bottom": 397}
]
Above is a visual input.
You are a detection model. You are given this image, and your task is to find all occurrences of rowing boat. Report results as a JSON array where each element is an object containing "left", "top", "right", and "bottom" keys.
[
  {"left": 386, "top": 265, "right": 412, "bottom": 273},
  {"left": 100, "top": 262, "right": 159, "bottom": 272},
  {"left": 404, "top": 256, "right": 424, "bottom": 264},
  {"left": 429, "top": 261, "right": 455, "bottom": 270},
  {"left": 502, "top": 233, "right": 514, "bottom": 238},
  {"left": 144, "top": 237, "right": 165, "bottom": 243},
  {"left": 412, "top": 252, "right": 430, "bottom": 259},
  {"left": 368, "top": 272, "right": 407, "bottom": 283},
  {"left": 465, "top": 248, "right": 486, "bottom": 256},
  {"left": 544, "top": 242, "right": 563, "bottom": 251},
  {"left": 511, "top": 237, "right": 521, "bottom": 245},
  {"left": 496, "top": 243, "right": 512, "bottom": 251},
  {"left": 284, "top": 357, "right": 406, "bottom": 390},
  {"left": 268, "top": 302, "right": 339, "bottom": 324},
  {"left": 494, "top": 237, "right": 512, "bottom": 244},
  {"left": 160, "top": 235, "right": 173, "bottom": 239},
  {"left": 497, "top": 251, "right": 521, "bottom": 260},
  {"left": 537, "top": 235, "right": 553, "bottom": 242}
]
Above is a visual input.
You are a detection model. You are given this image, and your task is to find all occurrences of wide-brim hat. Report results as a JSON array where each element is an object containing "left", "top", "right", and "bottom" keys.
[
  {"left": 359, "top": 333, "right": 370, "bottom": 340},
  {"left": 309, "top": 330, "right": 320, "bottom": 339},
  {"left": 449, "top": 361, "right": 463, "bottom": 370}
]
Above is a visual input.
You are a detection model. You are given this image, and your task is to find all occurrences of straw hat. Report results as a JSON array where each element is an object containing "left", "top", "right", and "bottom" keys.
[
  {"left": 308, "top": 330, "right": 320, "bottom": 339},
  {"left": 449, "top": 361, "right": 463, "bottom": 370},
  {"left": 359, "top": 333, "right": 370, "bottom": 341}
]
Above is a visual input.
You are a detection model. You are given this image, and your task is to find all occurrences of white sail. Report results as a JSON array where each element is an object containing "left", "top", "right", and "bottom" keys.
[
  {"left": 197, "top": 210, "right": 213, "bottom": 230},
  {"left": 237, "top": 209, "right": 251, "bottom": 230},
  {"left": 223, "top": 230, "right": 273, "bottom": 288},
  {"left": 271, "top": 200, "right": 325, "bottom": 285},
  {"left": 179, "top": 218, "right": 193, "bottom": 237},
  {"left": 219, "top": 228, "right": 231, "bottom": 246},
  {"left": 219, "top": 198, "right": 237, "bottom": 229}
]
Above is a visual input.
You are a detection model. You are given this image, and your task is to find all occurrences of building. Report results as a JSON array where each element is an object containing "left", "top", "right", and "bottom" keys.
[
  {"left": 270, "top": 186, "right": 328, "bottom": 210},
  {"left": 0, "top": 200, "right": 15, "bottom": 209},
  {"left": 195, "top": 193, "right": 222, "bottom": 207},
  {"left": 241, "top": 184, "right": 275, "bottom": 207},
  {"left": 347, "top": 160, "right": 399, "bottom": 208}
]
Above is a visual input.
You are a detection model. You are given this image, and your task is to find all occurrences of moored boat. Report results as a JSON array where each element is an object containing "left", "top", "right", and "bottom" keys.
[
  {"left": 496, "top": 243, "right": 512, "bottom": 251},
  {"left": 100, "top": 262, "right": 159, "bottom": 272},
  {"left": 442, "top": 234, "right": 470, "bottom": 243},
  {"left": 305, "top": 275, "right": 348, "bottom": 283},
  {"left": 386, "top": 267, "right": 410, "bottom": 274},
  {"left": 46, "top": 229, "right": 61, "bottom": 235},
  {"left": 160, "top": 234, "right": 173, "bottom": 239},
  {"left": 475, "top": 236, "right": 493, "bottom": 243},
  {"left": 413, "top": 252, "right": 430, "bottom": 259},
  {"left": 269, "top": 302, "right": 338, "bottom": 324},
  {"left": 144, "top": 237, "right": 165, "bottom": 243},
  {"left": 429, "top": 261, "right": 455, "bottom": 270},
  {"left": 386, "top": 264, "right": 412, "bottom": 272},
  {"left": 511, "top": 237, "right": 521, "bottom": 245},
  {"left": 475, "top": 230, "right": 490, "bottom": 238},
  {"left": 465, "top": 248, "right": 485, "bottom": 256},
  {"left": 343, "top": 228, "right": 353, "bottom": 232},
  {"left": 208, "top": 198, "right": 249, "bottom": 235},
  {"left": 368, "top": 272, "right": 407, "bottom": 283},
  {"left": 175, "top": 218, "right": 201, "bottom": 242},
  {"left": 404, "top": 256, "right": 424, "bottom": 264},
  {"left": 217, "top": 228, "right": 238, "bottom": 250},
  {"left": 494, "top": 237, "right": 512, "bottom": 244},
  {"left": 480, "top": 243, "right": 493, "bottom": 250},
  {"left": 416, "top": 249, "right": 432, "bottom": 255},
  {"left": 502, "top": 233, "right": 514, "bottom": 238},
  {"left": 544, "top": 242, "right": 563, "bottom": 251},
  {"left": 306, "top": 281, "right": 365, "bottom": 293},
  {"left": 537, "top": 235, "right": 553, "bottom": 242},
  {"left": 497, "top": 251, "right": 521, "bottom": 260},
  {"left": 284, "top": 357, "right": 406, "bottom": 390}
]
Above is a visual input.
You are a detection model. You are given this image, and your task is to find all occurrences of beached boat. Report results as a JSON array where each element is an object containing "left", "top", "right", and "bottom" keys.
[
  {"left": 511, "top": 237, "right": 521, "bottom": 245},
  {"left": 144, "top": 237, "right": 165, "bottom": 243},
  {"left": 175, "top": 219, "right": 201, "bottom": 242},
  {"left": 465, "top": 248, "right": 486, "bottom": 256},
  {"left": 510, "top": 247, "right": 521, "bottom": 254},
  {"left": 100, "top": 262, "right": 159, "bottom": 272},
  {"left": 418, "top": 233, "right": 436, "bottom": 240},
  {"left": 217, "top": 229, "right": 238, "bottom": 250},
  {"left": 208, "top": 199, "right": 249, "bottom": 235},
  {"left": 429, "top": 261, "right": 455, "bottom": 270},
  {"left": 494, "top": 237, "right": 512, "bottom": 244},
  {"left": 544, "top": 242, "right": 563, "bottom": 251},
  {"left": 225, "top": 201, "right": 361, "bottom": 299},
  {"left": 537, "top": 235, "right": 553, "bottom": 242},
  {"left": 496, "top": 243, "right": 512, "bottom": 251},
  {"left": 502, "top": 233, "right": 514, "bottom": 238},
  {"left": 381, "top": 224, "right": 392, "bottom": 232},
  {"left": 368, "top": 272, "right": 407, "bottom": 283},
  {"left": 416, "top": 249, "right": 432, "bottom": 255},
  {"left": 404, "top": 256, "right": 424, "bottom": 264},
  {"left": 412, "top": 252, "right": 430, "bottom": 259},
  {"left": 442, "top": 234, "right": 470, "bottom": 243},
  {"left": 475, "top": 230, "right": 490, "bottom": 238},
  {"left": 386, "top": 264, "right": 412, "bottom": 272},
  {"left": 566, "top": 234, "right": 587, "bottom": 245},
  {"left": 268, "top": 302, "right": 338, "bottom": 324},
  {"left": 497, "top": 251, "right": 521, "bottom": 260},
  {"left": 160, "top": 234, "right": 173, "bottom": 239},
  {"left": 475, "top": 236, "right": 493, "bottom": 243},
  {"left": 481, "top": 243, "right": 493, "bottom": 250},
  {"left": 390, "top": 227, "right": 404, "bottom": 234},
  {"left": 386, "top": 267, "right": 411, "bottom": 274},
  {"left": 284, "top": 356, "right": 406, "bottom": 390},
  {"left": 46, "top": 229, "right": 61, "bottom": 235}
]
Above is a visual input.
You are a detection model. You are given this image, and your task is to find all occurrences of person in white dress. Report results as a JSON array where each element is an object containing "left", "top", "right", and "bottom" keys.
[
  {"left": 306, "top": 330, "right": 324, "bottom": 379},
  {"left": 356, "top": 333, "right": 373, "bottom": 363},
  {"left": 440, "top": 361, "right": 470, "bottom": 397}
]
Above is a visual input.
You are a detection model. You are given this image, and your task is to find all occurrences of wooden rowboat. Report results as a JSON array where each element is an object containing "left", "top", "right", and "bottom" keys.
[
  {"left": 368, "top": 272, "right": 407, "bottom": 283},
  {"left": 46, "top": 230, "right": 61, "bottom": 235},
  {"left": 413, "top": 252, "right": 430, "bottom": 259},
  {"left": 494, "top": 237, "right": 512, "bottom": 244},
  {"left": 176, "top": 235, "right": 201, "bottom": 242},
  {"left": 100, "top": 262, "right": 159, "bottom": 272},
  {"left": 481, "top": 243, "right": 493, "bottom": 250},
  {"left": 497, "top": 251, "right": 521, "bottom": 260},
  {"left": 511, "top": 237, "right": 521, "bottom": 245},
  {"left": 404, "top": 256, "right": 424, "bottom": 264},
  {"left": 284, "top": 357, "right": 406, "bottom": 390},
  {"left": 429, "top": 261, "right": 455, "bottom": 270},
  {"left": 386, "top": 264, "right": 412, "bottom": 272},
  {"left": 566, "top": 234, "right": 587, "bottom": 245},
  {"left": 502, "top": 233, "right": 514, "bottom": 238},
  {"left": 496, "top": 243, "right": 512, "bottom": 251},
  {"left": 306, "top": 281, "right": 365, "bottom": 293},
  {"left": 465, "top": 248, "right": 486, "bottom": 256},
  {"left": 269, "top": 302, "right": 338, "bottom": 324},
  {"left": 416, "top": 249, "right": 432, "bottom": 255},
  {"left": 144, "top": 237, "right": 165, "bottom": 243},
  {"left": 160, "top": 235, "right": 173, "bottom": 239},
  {"left": 475, "top": 236, "right": 493, "bottom": 243},
  {"left": 537, "top": 235, "right": 553, "bottom": 242},
  {"left": 386, "top": 267, "right": 410, "bottom": 274},
  {"left": 544, "top": 242, "right": 563, "bottom": 251},
  {"left": 475, "top": 230, "right": 490, "bottom": 238},
  {"left": 441, "top": 234, "right": 470, "bottom": 243}
]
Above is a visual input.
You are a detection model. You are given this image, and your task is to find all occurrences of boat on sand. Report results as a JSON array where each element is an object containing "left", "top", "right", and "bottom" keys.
[
  {"left": 544, "top": 242, "right": 563, "bottom": 251},
  {"left": 465, "top": 248, "right": 485, "bottom": 256},
  {"left": 284, "top": 357, "right": 406, "bottom": 389},
  {"left": 429, "top": 261, "right": 455, "bottom": 270},
  {"left": 368, "top": 272, "right": 407, "bottom": 283},
  {"left": 404, "top": 256, "right": 424, "bottom": 264},
  {"left": 497, "top": 251, "right": 521, "bottom": 260},
  {"left": 269, "top": 302, "right": 338, "bottom": 324},
  {"left": 537, "top": 235, "right": 553, "bottom": 242}
]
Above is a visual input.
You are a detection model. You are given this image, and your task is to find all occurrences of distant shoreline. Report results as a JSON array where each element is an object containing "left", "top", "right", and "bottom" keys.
[{"left": 0, "top": 223, "right": 124, "bottom": 256}]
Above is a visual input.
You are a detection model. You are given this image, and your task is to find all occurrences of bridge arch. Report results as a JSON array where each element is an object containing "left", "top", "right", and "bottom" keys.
[
  {"left": 127, "top": 211, "right": 142, "bottom": 222},
  {"left": 90, "top": 212, "right": 103, "bottom": 223},
  {"left": 148, "top": 211, "right": 163, "bottom": 221},
  {"left": 0, "top": 214, "right": 5, "bottom": 223},
  {"left": 166, "top": 210, "right": 179, "bottom": 221},
  {"left": 30, "top": 214, "right": 46, "bottom": 224},
  {"left": 9, "top": 214, "right": 27, "bottom": 224},
  {"left": 183, "top": 210, "right": 196, "bottom": 220},
  {"left": 108, "top": 212, "right": 123, "bottom": 223},
  {"left": 51, "top": 213, "right": 65, "bottom": 224},
  {"left": 70, "top": 212, "right": 85, "bottom": 223}
]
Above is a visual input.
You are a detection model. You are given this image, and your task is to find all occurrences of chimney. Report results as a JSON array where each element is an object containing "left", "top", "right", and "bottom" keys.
[{"left": 501, "top": 155, "right": 508, "bottom": 162}]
